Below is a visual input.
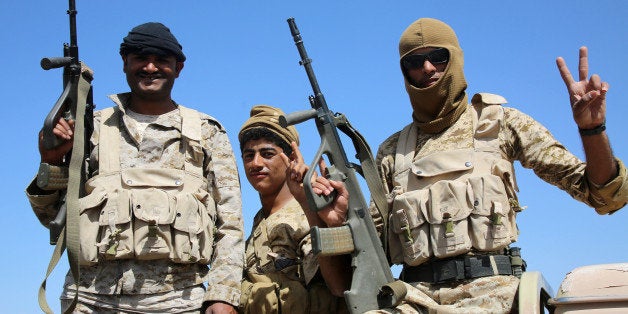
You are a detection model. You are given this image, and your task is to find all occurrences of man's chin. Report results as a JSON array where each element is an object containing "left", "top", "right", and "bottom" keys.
[{"left": 132, "top": 85, "right": 167, "bottom": 97}]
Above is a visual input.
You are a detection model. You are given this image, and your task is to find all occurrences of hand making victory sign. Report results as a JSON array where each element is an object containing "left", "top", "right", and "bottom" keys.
[
  {"left": 556, "top": 46, "right": 609, "bottom": 130},
  {"left": 556, "top": 46, "right": 617, "bottom": 186}
]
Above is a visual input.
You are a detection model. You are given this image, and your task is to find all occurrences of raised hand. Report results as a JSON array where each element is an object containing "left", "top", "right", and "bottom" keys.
[
  {"left": 556, "top": 46, "right": 609, "bottom": 130},
  {"left": 281, "top": 142, "right": 348, "bottom": 227},
  {"left": 38, "top": 117, "right": 75, "bottom": 165},
  {"left": 281, "top": 141, "right": 310, "bottom": 204}
]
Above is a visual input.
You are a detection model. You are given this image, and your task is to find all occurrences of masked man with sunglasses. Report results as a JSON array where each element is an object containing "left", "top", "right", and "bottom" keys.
[{"left": 290, "top": 17, "right": 628, "bottom": 313}]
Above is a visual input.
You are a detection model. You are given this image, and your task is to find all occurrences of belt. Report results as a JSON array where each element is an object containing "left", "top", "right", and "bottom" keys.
[{"left": 400, "top": 254, "right": 513, "bottom": 284}]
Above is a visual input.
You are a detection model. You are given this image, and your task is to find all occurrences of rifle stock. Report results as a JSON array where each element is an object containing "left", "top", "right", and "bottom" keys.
[{"left": 281, "top": 18, "right": 405, "bottom": 313}]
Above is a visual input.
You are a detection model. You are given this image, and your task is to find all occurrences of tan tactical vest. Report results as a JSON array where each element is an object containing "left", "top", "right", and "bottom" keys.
[
  {"left": 388, "top": 93, "right": 521, "bottom": 266},
  {"left": 77, "top": 105, "right": 216, "bottom": 266}
]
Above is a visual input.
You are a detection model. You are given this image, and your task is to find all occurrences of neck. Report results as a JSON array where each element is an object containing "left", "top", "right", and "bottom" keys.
[
  {"left": 260, "top": 183, "right": 294, "bottom": 216},
  {"left": 129, "top": 94, "right": 176, "bottom": 115}
]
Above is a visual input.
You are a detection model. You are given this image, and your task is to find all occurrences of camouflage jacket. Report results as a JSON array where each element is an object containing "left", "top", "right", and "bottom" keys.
[
  {"left": 26, "top": 93, "right": 244, "bottom": 306},
  {"left": 244, "top": 198, "right": 318, "bottom": 285},
  {"left": 376, "top": 103, "right": 628, "bottom": 219}
]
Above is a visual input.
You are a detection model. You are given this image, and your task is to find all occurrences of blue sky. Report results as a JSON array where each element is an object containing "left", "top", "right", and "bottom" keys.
[{"left": 1, "top": 1, "right": 627, "bottom": 312}]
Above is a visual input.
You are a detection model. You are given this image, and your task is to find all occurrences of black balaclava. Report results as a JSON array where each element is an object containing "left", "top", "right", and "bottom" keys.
[
  {"left": 120, "top": 22, "right": 186, "bottom": 62},
  {"left": 399, "top": 18, "right": 468, "bottom": 134}
]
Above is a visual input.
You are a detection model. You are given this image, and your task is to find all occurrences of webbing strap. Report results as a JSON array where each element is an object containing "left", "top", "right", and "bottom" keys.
[
  {"left": 98, "top": 107, "right": 120, "bottom": 173},
  {"left": 178, "top": 105, "right": 203, "bottom": 177},
  {"left": 38, "top": 224, "right": 67, "bottom": 314},
  {"left": 38, "top": 73, "right": 91, "bottom": 314},
  {"left": 337, "top": 117, "right": 390, "bottom": 252},
  {"left": 392, "top": 123, "right": 416, "bottom": 189}
]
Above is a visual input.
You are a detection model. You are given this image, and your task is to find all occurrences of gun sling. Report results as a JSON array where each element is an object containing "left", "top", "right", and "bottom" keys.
[
  {"left": 400, "top": 254, "right": 514, "bottom": 284},
  {"left": 38, "top": 69, "right": 91, "bottom": 314}
]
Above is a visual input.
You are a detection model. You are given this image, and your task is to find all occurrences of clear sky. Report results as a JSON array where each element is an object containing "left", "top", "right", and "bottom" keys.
[{"left": 1, "top": 1, "right": 627, "bottom": 313}]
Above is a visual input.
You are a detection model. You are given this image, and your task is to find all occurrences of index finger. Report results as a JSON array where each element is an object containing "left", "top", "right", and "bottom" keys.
[
  {"left": 578, "top": 46, "right": 589, "bottom": 82},
  {"left": 317, "top": 158, "right": 329, "bottom": 177},
  {"left": 556, "top": 56, "right": 576, "bottom": 89},
  {"left": 290, "top": 141, "right": 304, "bottom": 164},
  {"left": 279, "top": 151, "right": 291, "bottom": 168}
]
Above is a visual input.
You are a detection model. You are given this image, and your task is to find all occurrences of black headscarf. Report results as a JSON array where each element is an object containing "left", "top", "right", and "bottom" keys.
[{"left": 120, "top": 22, "right": 186, "bottom": 62}]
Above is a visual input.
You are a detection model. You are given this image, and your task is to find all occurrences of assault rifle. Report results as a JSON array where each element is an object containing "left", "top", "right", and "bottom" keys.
[
  {"left": 39, "top": 0, "right": 94, "bottom": 246},
  {"left": 280, "top": 18, "right": 406, "bottom": 313},
  {"left": 37, "top": 1, "right": 93, "bottom": 313}
]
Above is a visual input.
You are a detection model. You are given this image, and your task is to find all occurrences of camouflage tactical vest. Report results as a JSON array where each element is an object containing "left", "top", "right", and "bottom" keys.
[
  {"left": 388, "top": 93, "right": 521, "bottom": 266},
  {"left": 77, "top": 105, "right": 216, "bottom": 266}
]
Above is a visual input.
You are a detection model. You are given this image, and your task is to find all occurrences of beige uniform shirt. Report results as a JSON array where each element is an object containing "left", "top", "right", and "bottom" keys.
[
  {"left": 26, "top": 93, "right": 244, "bottom": 307},
  {"left": 244, "top": 198, "right": 318, "bottom": 285}
]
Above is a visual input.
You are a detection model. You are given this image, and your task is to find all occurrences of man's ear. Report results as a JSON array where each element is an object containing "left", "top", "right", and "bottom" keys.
[
  {"left": 121, "top": 55, "right": 128, "bottom": 73},
  {"left": 175, "top": 61, "right": 184, "bottom": 77}
]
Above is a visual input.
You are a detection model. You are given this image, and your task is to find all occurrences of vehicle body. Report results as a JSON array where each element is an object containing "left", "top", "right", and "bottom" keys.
[{"left": 519, "top": 263, "right": 628, "bottom": 313}]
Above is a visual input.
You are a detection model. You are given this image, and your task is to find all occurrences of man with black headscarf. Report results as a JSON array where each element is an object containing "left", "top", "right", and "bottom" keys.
[
  {"left": 26, "top": 22, "right": 244, "bottom": 313},
  {"left": 289, "top": 18, "right": 627, "bottom": 313}
]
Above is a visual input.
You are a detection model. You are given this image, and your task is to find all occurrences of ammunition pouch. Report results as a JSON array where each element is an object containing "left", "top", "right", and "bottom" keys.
[
  {"left": 389, "top": 97, "right": 522, "bottom": 266},
  {"left": 77, "top": 105, "right": 216, "bottom": 266}
]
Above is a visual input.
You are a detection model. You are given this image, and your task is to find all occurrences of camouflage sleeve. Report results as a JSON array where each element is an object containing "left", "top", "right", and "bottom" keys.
[
  {"left": 25, "top": 179, "right": 62, "bottom": 227},
  {"left": 24, "top": 110, "right": 101, "bottom": 228},
  {"left": 202, "top": 120, "right": 244, "bottom": 306},
  {"left": 503, "top": 107, "right": 627, "bottom": 213},
  {"left": 588, "top": 159, "right": 628, "bottom": 214},
  {"left": 298, "top": 221, "right": 318, "bottom": 285}
]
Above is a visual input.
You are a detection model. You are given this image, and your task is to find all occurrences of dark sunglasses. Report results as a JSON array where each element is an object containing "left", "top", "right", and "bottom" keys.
[{"left": 401, "top": 48, "right": 449, "bottom": 70}]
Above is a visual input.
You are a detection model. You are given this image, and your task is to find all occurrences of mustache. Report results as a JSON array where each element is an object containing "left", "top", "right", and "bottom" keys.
[{"left": 136, "top": 70, "right": 164, "bottom": 79}]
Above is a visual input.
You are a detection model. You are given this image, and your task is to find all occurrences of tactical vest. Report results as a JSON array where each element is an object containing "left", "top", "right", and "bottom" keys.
[
  {"left": 388, "top": 93, "right": 521, "bottom": 266},
  {"left": 77, "top": 105, "right": 216, "bottom": 266}
]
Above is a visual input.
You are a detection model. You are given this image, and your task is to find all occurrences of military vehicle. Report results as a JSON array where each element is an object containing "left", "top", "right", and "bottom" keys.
[{"left": 520, "top": 263, "right": 628, "bottom": 313}]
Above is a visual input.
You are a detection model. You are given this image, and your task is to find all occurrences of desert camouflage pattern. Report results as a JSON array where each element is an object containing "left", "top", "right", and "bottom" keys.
[
  {"left": 241, "top": 198, "right": 348, "bottom": 313},
  {"left": 244, "top": 198, "right": 317, "bottom": 284},
  {"left": 61, "top": 281, "right": 206, "bottom": 313},
  {"left": 377, "top": 105, "right": 627, "bottom": 215},
  {"left": 27, "top": 92, "right": 244, "bottom": 309},
  {"left": 366, "top": 276, "right": 519, "bottom": 314},
  {"left": 370, "top": 103, "right": 627, "bottom": 312}
]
